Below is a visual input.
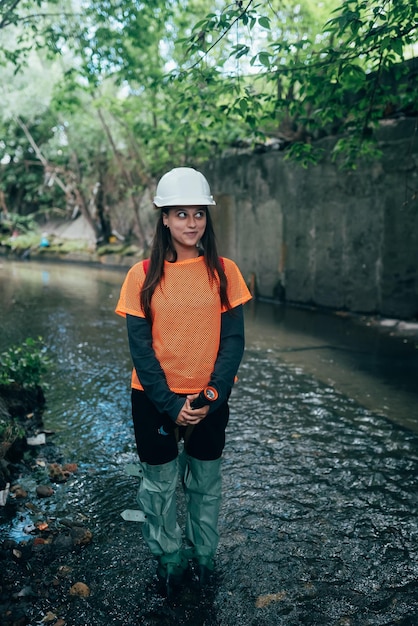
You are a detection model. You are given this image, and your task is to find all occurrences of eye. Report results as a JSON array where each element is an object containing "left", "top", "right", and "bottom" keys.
[
  {"left": 177, "top": 211, "right": 187, "bottom": 218},
  {"left": 195, "top": 211, "right": 205, "bottom": 219}
]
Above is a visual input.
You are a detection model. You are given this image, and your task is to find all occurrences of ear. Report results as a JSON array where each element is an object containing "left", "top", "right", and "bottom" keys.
[{"left": 162, "top": 211, "right": 169, "bottom": 227}]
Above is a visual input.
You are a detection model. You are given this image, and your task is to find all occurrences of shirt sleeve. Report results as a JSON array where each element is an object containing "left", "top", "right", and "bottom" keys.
[
  {"left": 126, "top": 314, "right": 185, "bottom": 421},
  {"left": 115, "top": 262, "right": 146, "bottom": 318},
  {"left": 206, "top": 304, "right": 246, "bottom": 412},
  {"left": 223, "top": 258, "right": 252, "bottom": 311}
]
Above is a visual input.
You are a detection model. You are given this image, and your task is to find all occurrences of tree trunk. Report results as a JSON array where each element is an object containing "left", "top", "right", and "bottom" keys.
[
  {"left": 97, "top": 108, "right": 149, "bottom": 249},
  {"left": 96, "top": 160, "right": 112, "bottom": 243}
]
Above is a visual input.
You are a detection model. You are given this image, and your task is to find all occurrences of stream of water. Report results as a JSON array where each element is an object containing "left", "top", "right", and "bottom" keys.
[{"left": 1, "top": 259, "right": 417, "bottom": 625}]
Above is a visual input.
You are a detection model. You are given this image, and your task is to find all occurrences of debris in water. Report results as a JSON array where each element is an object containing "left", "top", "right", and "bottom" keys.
[
  {"left": 24, "top": 523, "right": 37, "bottom": 534},
  {"left": 27, "top": 434, "right": 46, "bottom": 446},
  {"left": 0, "top": 483, "right": 10, "bottom": 506},
  {"left": 255, "top": 591, "right": 287, "bottom": 608},
  {"left": 40, "top": 610, "right": 58, "bottom": 622}
]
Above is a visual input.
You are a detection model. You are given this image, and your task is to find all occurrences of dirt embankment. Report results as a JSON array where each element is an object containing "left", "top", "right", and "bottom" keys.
[{"left": 0, "top": 386, "right": 92, "bottom": 626}]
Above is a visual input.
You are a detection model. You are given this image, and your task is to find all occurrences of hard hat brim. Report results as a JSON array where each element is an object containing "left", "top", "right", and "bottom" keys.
[{"left": 154, "top": 196, "right": 216, "bottom": 208}]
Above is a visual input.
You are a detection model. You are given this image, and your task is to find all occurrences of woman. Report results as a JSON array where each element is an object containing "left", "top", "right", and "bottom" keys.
[{"left": 116, "top": 167, "right": 251, "bottom": 597}]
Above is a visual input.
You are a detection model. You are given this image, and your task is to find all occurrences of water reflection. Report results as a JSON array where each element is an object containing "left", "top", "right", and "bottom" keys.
[
  {"left": 1, "top": 259, "right": 418, "bottom": 625},
  {"left": 245, "top": 300, "right": 418, "bottom": 432}
]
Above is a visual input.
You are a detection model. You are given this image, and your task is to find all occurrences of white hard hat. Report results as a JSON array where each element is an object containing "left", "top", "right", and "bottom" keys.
[{"left": 153, "top": 167, "right": 216, "bottom": 207}]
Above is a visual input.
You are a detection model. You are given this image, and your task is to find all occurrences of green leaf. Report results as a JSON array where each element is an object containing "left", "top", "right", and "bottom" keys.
[
  {"left": 258, "top": 16, "right": 271, "bottom": 30},
  {"left": 258, "top": 52, "right": 271, "bottom": 68},
  {"left": 239, "top": 98, "right": 248, "bottom": 114},
  {"left": 391, "top": 38, "right": 403, "bottom": 57}
]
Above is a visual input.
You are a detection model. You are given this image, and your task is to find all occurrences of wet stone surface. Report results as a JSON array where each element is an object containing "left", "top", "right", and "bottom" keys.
[{"left": 0, "top": 261, "right": 417, "bottom": 625}]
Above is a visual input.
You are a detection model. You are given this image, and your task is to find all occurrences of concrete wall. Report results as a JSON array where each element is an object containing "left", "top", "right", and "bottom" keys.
[{"left": 205, "top": 118, "right": 418, "bottom": 319}]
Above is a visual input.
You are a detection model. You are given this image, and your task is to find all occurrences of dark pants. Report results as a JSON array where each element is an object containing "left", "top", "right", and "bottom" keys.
[{"left": 131, "top": 389, "right": 229, "bottom": 465}]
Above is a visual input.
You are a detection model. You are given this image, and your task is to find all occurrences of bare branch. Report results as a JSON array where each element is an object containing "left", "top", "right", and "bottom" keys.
[{"left": 14, "top": 116, "right": 67, "bottom": 195}]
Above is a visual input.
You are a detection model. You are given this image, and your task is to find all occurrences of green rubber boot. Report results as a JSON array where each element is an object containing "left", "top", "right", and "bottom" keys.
[
  {"left": 137, "top": 459, "right": 186, "bottom": 596},
  {"left": 156, "top": 551, "right": 188, "bottom": 599},
  {"left": 182, "top": 455, "right": 222, "bottom": 586}
]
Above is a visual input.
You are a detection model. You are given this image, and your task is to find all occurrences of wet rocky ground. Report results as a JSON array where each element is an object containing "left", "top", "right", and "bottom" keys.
[
  {"left": 1, "top": 351, "right": 418, "bottom": 626},
  {"left": 0, "top": 386, "right": 91, "bottom": 626}
]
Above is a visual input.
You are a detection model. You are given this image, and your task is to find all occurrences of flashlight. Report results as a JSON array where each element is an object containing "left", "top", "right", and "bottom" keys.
[{"left": 190, "top": 385, "right": 219, "bottom": 409}]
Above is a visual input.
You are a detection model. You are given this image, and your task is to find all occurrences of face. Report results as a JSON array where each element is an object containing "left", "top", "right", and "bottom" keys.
[{"left": 163, "top": 206, "right": 207, "bottom": 254}]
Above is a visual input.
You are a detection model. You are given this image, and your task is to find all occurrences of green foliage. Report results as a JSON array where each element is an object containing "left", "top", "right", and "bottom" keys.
[
  {"left": 0, "top": 110, "right": 65, "bottom": 215},
  {"left": 47, "top": 239, "right": 92, "bottom": 253},
  {"left": 96, "top": 242, "right": 135, "bottom": 255},
  {"left": 3, "top": 231, "right": 41, "bottom": 252},
  {"left": 0, "top": 0, "right": 65, "bottom": 69},
  {"left": 0, "top": 337, "right": 49, "bottom": 389},
  {"left": 283, "top": 142, "right": 323, "bottom": 169},
  {"left": 0, "top": 211, "right": 37, "bottom": 234},
  {"left": 0, "top": 0, "right": 416, "bottom": 244},
  {"left": 331, "top": 136, "right": 383, "bottom": 170},
  {"left": 181, "top": 0, "right": 418, "bottom": 167}
]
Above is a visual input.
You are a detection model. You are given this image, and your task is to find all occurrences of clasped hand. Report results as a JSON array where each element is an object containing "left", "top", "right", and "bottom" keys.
[{"left": 175, "top": 394, "right": 210, "bottom": 426}]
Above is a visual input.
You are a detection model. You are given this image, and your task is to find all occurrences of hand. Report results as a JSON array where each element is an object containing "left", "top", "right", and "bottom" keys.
[{"left": 175, "top": 395, "right": 210, "bottom": 426}]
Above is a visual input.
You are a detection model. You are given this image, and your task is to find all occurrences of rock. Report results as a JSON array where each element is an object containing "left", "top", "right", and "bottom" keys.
[
  {"left": 33, "top": 537, "right": 47, "bottom": 546},
  {"left": 12, "top": 548, "right": 22, "bottom": 560},
  {"left": 40, "top": 610, "right": 58, "bottom": 622},
  {"left": 11, "top": 484, "right": 28, "bottom": 498},
  {"left": 62, "top": 462, "right": 78, "bottom": 473},
  {"left": 48, "top": 463, "right": 71, "bottom": 483},
  {"left": 14, "top": 585, "right": 36, "bottom": 598},
  {"left": 52, "top": 534, "right": 74, "bottom": 553},
  {"left": 70, "top": 527, "right": 93, "bottom": 546},
  {"left": 69, "top": 581, "right": 90, "bottom": 597},
  {"left": 36, "top": 484, "right": 54, "bottom": 498}
]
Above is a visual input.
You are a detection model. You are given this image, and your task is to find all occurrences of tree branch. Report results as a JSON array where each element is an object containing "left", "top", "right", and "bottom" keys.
[
  {"left": 186, "top": 0, "right": 256, "bottom": 71},
  {"left": 0, "top": 0, "right": 23, "bottom": 30},
  {"left": 14, "top": 116, "right": 67, "bottom": 195}
]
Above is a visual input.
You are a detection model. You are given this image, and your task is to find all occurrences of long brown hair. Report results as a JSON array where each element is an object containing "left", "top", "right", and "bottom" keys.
[{"left": 140, "top": 208, "right": 231, "bottom": 323}]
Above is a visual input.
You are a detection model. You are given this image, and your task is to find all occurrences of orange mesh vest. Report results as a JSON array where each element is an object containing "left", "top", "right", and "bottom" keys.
[{"left": 115, "top": 256, "right": 252, "bottom": 393}]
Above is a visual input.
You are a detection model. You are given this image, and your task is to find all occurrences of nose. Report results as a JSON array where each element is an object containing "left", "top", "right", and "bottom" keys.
[{"left": 186, "top": 215, "right": 197, "bottom": 228}]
